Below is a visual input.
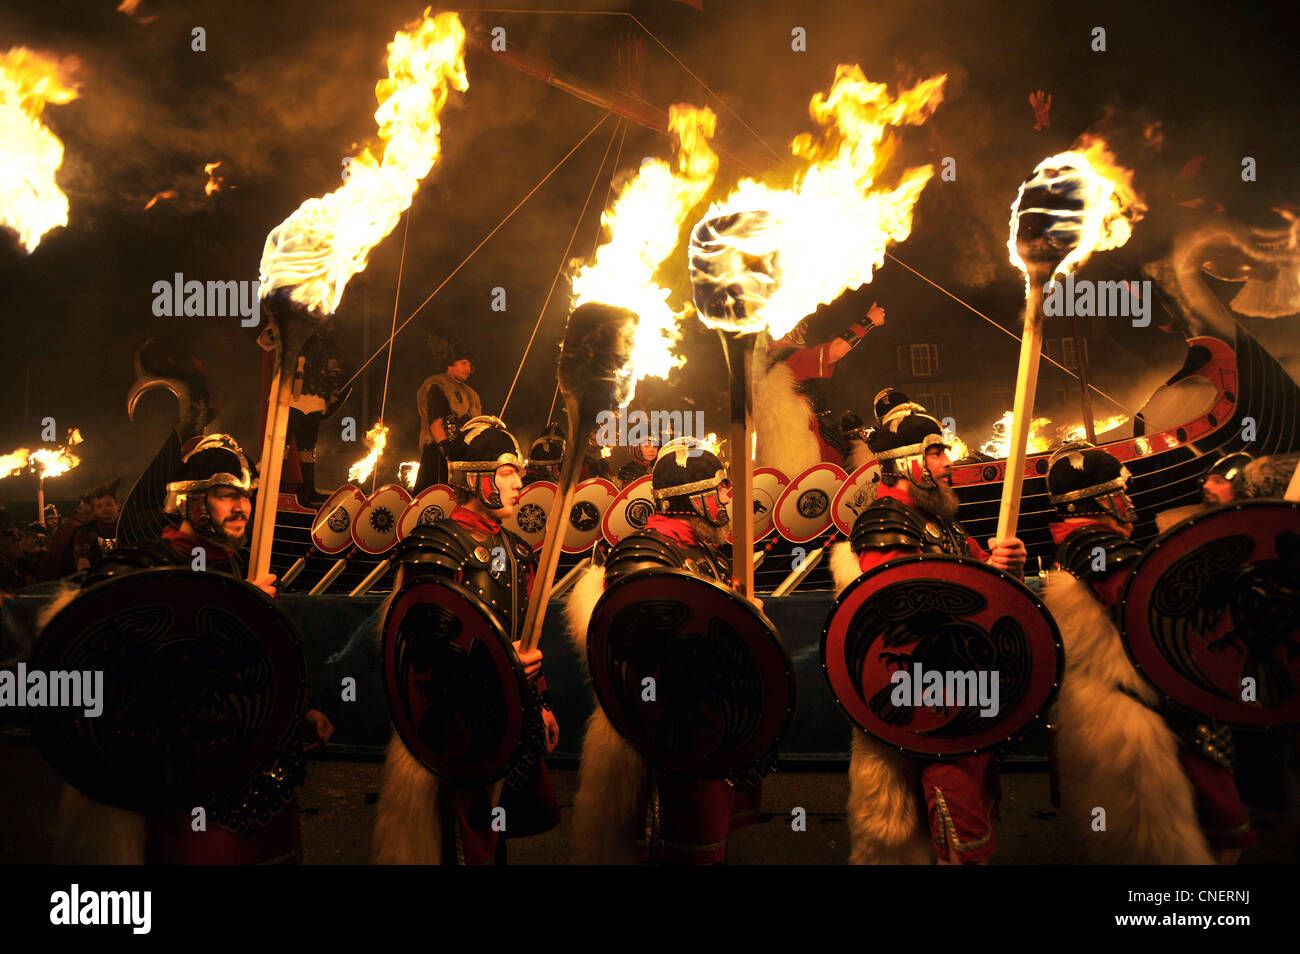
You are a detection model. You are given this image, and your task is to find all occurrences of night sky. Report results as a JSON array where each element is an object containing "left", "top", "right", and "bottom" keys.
[{"left": 2, "top": 0, "right": 1297, "bottom": 512}]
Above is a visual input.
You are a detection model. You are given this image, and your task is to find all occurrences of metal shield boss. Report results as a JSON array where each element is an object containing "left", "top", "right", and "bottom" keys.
[
  {"left": 29, "top": 568, "right": 309, "bottom": 811},
  {"left": 398, "top": 484, "right": 456, "bottom": 542},
  {"left": 503, "top": 480, "right": 556, "bottom": 551},
  {"left": 587, "top": 568, "right": 796, "bottom": 780},
  {"left": 602, "top": 474, "right": 655, "bottom": 546},
  {"left": 832, "top": 460, "right": 881, "bottom": 535},
  {"left": 352, "top": 484, "right": 412, "bottom": 555},
  {"left": 775, "top": 462, "right": 846, "bottom": 543},
  {"left": 822, "top": 555, "right": 1063, "bottom": 756},
  {"left": 564, "top": 477, "right": 617, "bottom": 553},
  {"left": 1120, "top": 500, "right": 1300, "bottom": 727},
  {"left": 311, "top": 484, "right": 367, "bottom": 554},
  {"left": 382, "top": 577, "right": 543, "bottom": 785}
]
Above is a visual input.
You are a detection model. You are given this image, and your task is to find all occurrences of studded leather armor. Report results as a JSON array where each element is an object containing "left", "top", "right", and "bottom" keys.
[
  {"left": 850, "top": 495, "right": 972, "bottom": 557},
  {"left": 1052, "top": 525, "right": 1143, "bottom": 583},
  {"left": 394, "top": 519, "right": 538, "bottom": 641},
  {"left": 604, "top": 526, "right": 730, "bottom": 584}
]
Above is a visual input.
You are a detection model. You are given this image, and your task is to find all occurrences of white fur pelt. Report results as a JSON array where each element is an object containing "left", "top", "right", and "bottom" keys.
[
  {"left": 372, "top": 734, "right": 444, "bottom": 864},
  {"left": 370, "top": 584, "right": 446, "bottom": 864},
  {"left": 753, "top": 354, "right": 819, "bottom": 478},
  {"left": 829, "top": 541, "right": 861, "bottom": 595},
  {"left": 564, "top": 562, "right": 647, "bottom": 863},
  {"left": 1045, "top": 571, "right": 1215, "bottom": 864},
  {"left": 53, "top": 785, "right": 147, "bottom": 864},
  {"left": 846, "top": 729, "right": 934, "bottom": 864}
]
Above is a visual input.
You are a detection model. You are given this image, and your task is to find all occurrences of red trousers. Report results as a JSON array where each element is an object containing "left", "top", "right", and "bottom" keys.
[
  {"left": 636, "top": 774, "right": 763, "bottom": 865},
  {"left": 919, "top": 754, "right": 1000, "bottom": 864},
  {"left": 441, "top": 760, "right": 560, "bottom": 865},
  {"left": 1178, "top": 747, "right": 1256, "bottom": 850}
]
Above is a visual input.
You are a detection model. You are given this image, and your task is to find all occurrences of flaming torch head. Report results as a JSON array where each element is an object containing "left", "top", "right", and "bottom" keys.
[
  {"left": 687, "top": 211, "right": 783, "bottom": 334},
  {"left": 1009, "top": 157, "right": 1111, "bottom": 282},
  {"left": 558, "top": 301, "right": 639, "bottom": 426}
]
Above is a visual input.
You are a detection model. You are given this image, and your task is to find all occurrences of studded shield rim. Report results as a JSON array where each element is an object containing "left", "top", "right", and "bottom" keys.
[
  {"left": 381, "top": 577, "right": 538, "bottom": 785},
  {"left": 821, "top": 554, "right": 1064, "bottom": 758},
  {"left": 586, "top": 568, "right": 796, "bottom": 779},
  {"left": 29, "top": 567, "right": 309, "bottom": 812},
  {"left": 774, "top": 462, "right": 846, "bottom": 543},
  {"left": 310, "top": 484, "right": 367, "bottom": 554},
  {"left": 1119, "top": 499, "right": 1300, "bottom": 728}
]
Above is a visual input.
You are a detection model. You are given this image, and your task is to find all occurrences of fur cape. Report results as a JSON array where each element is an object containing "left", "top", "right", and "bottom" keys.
[
  {"left": 753, "top": 352, "right": 819, "bottom": 479},
  {"left": 1043, "top": 570, "right": 1215, "bottom": 864},
  {"left": 564, "top": 563, "right": 646, "bottom": 864},
  {"left": 370, "top": 587, "right": 448, "bottom": 864},
  {"left": 37, "top": 583, "right": 152, "bottom": 865}
]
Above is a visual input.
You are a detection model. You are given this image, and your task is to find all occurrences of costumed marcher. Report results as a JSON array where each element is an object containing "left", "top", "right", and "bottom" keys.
[
  {"left": 37, "top": 498, "right": 92, "bottom": 581},
  {"left": 52, "top": 434, "right": 334, "bottom": 864},
  {"left": 414, "top": 339, "right": 482, "bottom": 493},
  {"left": 1201, "top": 452, "right": 1252, "bottom": 506},
  {"left": 616, "top": 439, "right": 659, "bottom": 486},
  {"left": 373, "top": 415, "right": 560, "bottom": 865},
  {"left": 754, "top": 303, "right": 884, "bottom": 476},
  {"left": 1043, "top": 441, "right": 1255, "bottom": 864},
  {"left": 71, "top": 479, "right": 121, "bottom": 571},
  {"left": 523, "top": 423, "right": 565, "bottom": 486},
  {"left": 828, "top": 389, "right": 1027, "bottom": 864},
  {"left": 566, "top": 436, "right": 763, "bottom": 864},
  {"left": 285, "top": 322, "right": 348, "bottom": 507}
]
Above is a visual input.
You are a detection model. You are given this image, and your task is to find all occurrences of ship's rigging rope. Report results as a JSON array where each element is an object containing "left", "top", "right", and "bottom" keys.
[{"left": 499, "top": 117, "right": 625, "bottom": 419}]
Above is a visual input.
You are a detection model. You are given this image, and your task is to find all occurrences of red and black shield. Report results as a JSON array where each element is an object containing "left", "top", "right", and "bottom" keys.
[
  {"left": 586, "top": 569, "right": 795, "bottom": 779},
  {"left": 1120, "top": 500, "right": 1300, "bottom": 727},
  {"left": 822, "top": 555, "right": 1063, "bottom": 757},
  {"left": 29, "top": 568, "right": 308, "bottom": 812},
  {"left": 382, "top": 577, "right": 543, "bottom": 785}
]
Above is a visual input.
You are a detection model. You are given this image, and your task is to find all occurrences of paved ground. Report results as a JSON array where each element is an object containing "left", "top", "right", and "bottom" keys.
[{"left": 3, "top": 737, "right": 1296, "bottom": 864}]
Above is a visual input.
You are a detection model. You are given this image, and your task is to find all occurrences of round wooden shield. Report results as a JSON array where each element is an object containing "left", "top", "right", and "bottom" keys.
[
  {"left": 29, "top": 568, "right": 308, "bottom": 812},
  {"left": 504, "top": 480, "right": 556, "bottom": 551},
  {"left": 832, "top": 460, "right": 881, "bottom": 535},
  {"left": 751, "top": 466, "right": 790, "bottom": 543},
  {"left": 822, "top": 555, "right": 1063, "bottom": 757},
  {"left": 587, "top": 568, "right": 796, "bottom": 779},
  {"left": 564, "top": 477, "right": 618, "bottom": 553},
  {"left": 397, "top": 484, "right": 456, "bottom": 542},
  {"left": 774, "top": 462, "right": 846, "bottom": 543},
  {"left": 601, "top": 474, "right": 655, "bottom": 547},
  {"left": 352, "top": 483, "right": 412, "bottom": 555},
  {"left": 1119, "top": 500, "right": 1300, "bottom": 727},
  {"left": 382, "top": 577, "right": 541, "bottom": 785},
  {"left": 310, "top": 484, "right": 367, "bottom": 554}
]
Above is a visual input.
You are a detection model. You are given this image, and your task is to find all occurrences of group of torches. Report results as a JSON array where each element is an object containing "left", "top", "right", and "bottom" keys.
[{"left": 4, "top": 10, "right": 1148, "bottom": 601}]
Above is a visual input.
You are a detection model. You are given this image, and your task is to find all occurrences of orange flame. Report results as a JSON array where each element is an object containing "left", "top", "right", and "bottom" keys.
[
  {"left": 348, "top": 421, "right": 389, "bottom": 484},
  {"left": 259, "top": 10, "right": 467, "bottom": 315},
  {"left": 1062, "top": 413, "right": 1130, "bottom": 443},
  {"left": 143, "top": 190, "right": 177, "bottom": 210},
  {"left": 397, "top": 460, "right": 420, "bottom": 489},
  {"left": 979, "top": 410, "right": 1054, "bottom": 458},
  {"left": 1, "top": 48, "right": 80, "bottom": 252},
  {"left": 2, "top": 428, "right": 83, "bottom": 481},
  {"left": 204, "top": 161, "right": 223, "bottom": 196},
  {"left": 696, "top": 68, "right": 946, "bottom": 338},
  {"left": 571, "top": 104, "right": 718, "bottom": 398}
]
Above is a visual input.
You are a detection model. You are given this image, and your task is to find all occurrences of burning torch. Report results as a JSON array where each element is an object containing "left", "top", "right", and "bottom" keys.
[{"left": 999, "top": 146, "right": 1138, "bottom": 542}]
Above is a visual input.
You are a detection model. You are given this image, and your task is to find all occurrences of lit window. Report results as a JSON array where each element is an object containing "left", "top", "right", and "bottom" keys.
[{"left": 910, "top": 344, "right": 932, "bottom": 376}]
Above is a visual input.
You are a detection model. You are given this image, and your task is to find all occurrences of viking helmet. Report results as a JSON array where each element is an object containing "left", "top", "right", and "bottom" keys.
[
  {"left": 529, "top": 423, "right": 566, "bottom": 468},
  {"left": 1046, "top": 440, "right": 1137, "bottom": 524},
  {"left": 446, "top": 415, "right": 524, "bottom": 509},
  {"left": 866, "top": 388, "right": 950, "bottom": 490},
  {"left": 1201, "top": 452, "right": 1252, "bottom": 499},
  {"left": 165, "top": 434, "right": 258, "bottom": 541},
  {"left": 651, "top": 436, "right": 731, "bottom": 527}
]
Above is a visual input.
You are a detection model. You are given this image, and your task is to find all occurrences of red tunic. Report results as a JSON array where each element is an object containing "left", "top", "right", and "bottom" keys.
[
  {"left": 782, "top": 343, "right": 843, "bottom": 466},
  {"left": 1048, "top": 517, "right": 1255, "bottom": 851},
  {"left": 437, "top": 506, "right": 559, "bottom": 865}
]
